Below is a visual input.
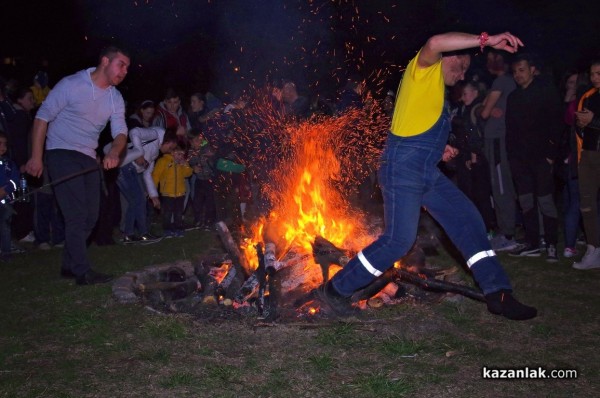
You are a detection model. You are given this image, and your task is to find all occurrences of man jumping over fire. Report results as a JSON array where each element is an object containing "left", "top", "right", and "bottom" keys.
[{"left": 319, "top": 31, "right": 537, "bottom": 320}]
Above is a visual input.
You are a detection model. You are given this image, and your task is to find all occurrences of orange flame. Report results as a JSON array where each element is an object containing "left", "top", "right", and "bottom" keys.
[{"left": 241, "top": 108, "right": 384, "bottom": 285}]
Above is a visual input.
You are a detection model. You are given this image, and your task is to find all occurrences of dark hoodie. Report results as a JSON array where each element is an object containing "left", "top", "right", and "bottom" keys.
[{"left": 505, "top": 77, "right": 562, "bottom": 161}]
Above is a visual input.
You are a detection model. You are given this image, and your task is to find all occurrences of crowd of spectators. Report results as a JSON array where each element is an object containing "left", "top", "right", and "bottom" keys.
[{"left": 1, "top": 46, "right": 600, "bottom": 273}]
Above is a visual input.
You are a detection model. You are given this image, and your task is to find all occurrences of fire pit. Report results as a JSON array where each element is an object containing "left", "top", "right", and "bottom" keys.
[
  {"left": 111, "top": 220, "right": 484, "bottom": 322},
  {"left": 112, "top": 92, "right": 484, "bottom": 321}
]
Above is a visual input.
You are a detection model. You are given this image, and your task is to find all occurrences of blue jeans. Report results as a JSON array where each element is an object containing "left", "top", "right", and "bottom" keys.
[
  {"left": 46, "top": 150, "right": 100, "bottom": 277},
  {"left": 116, "top": 163, "right": 148, "bottom": 236},
  {"left": 331, "top": 109, "right": 512, "bottom": 296}
]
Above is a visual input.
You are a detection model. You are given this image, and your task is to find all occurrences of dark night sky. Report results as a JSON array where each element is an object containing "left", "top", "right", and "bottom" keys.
[{"left": 2, "top": 0, "right": 600, "bottom": 103}]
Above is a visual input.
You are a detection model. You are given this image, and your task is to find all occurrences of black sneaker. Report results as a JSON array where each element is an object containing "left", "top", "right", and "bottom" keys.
[
  {"left": 121, "top": 235, "right": 141, "bottom": 244},
  {"left": 76, "top": 270, "right": 114, "bottom": 286},
  {"left": 138, "top": 233, "right": 162, "bottom": 245},
  {"left": 184, "top": 223, "right": 201, "bottom": 231},
  {"left": 485, "top": 290, "right": 537, "bottom": 320},
  {"left": 546, "top": 244, "right": 558, "bottom": 263},
  {"left": 316, "top": 281, "right": 361, "bottom": 317},
  {"left": 508, "top": 244, "right": 541, "bottom": 257}
]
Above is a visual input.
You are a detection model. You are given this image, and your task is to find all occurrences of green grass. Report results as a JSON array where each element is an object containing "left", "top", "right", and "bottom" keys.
[
  {"left": 159, "top": 371, "right": 197, "bottom": 388},
  {"left": 356, "top": 372, "right": 415, "bottom": 397},
  {"left": 0, "top": 226, "right": 599, "bottom": 398}
]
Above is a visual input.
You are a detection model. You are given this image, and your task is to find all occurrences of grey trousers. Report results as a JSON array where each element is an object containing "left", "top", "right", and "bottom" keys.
[{"left": 484, "top": 136, "right": 516, "bottom": 237}]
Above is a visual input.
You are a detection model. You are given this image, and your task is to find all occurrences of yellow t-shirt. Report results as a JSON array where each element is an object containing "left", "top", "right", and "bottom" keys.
[{"left": 390, "top": 51, "right": 445, "bottom": 137}]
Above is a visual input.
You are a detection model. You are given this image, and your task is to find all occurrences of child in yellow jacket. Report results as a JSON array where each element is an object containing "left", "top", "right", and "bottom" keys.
[{"left": 152, "top": 145, "right": 193, "bottom": 237}]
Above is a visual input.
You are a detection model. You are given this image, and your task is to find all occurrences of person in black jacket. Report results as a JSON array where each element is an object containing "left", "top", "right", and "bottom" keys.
[
  {"left": 506, "top": 54, "right": 562, "bottom": 261},
  {"left": 452, "top": 81, "right": 496, "bottom": 235}
]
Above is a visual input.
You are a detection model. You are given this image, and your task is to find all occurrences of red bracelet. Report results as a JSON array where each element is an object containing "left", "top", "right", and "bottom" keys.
[{"left": 479, "top": 32, "right": 489, "bottom": 52}]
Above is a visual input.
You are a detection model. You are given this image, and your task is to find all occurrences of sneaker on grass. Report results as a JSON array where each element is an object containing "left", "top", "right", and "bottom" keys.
[
  {"left": 490, "top": 235, "right": 520, "bottom": 252},
  {"left": 573, "top": 245, "right": 600, "bottom": 270},
  {"left": 19, "top": 231, "right": 36, "bottom": 243},
  {"left": 546, "top": 244, "right": 558, "bottom": 263},
  {"left": 509, "top": 244, "right": 541, "bottom": 257},
  {"left": 138, "top": 233, "right": 162, "bottom": 244},
  {"left": 121, "top": 235, "right": 141, "bottom": 244}
]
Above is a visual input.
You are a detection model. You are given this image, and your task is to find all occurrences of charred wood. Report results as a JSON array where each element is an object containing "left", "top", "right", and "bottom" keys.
[
  {"left": 395, "top": 269, "right": 484, "bottom": 302},
  {"left": 350, "top": 269, "right": 397, "bottom": 303},
  {"left": 255, "top": 243, "right": 266, "bottom": 316},
  {"left": 215, "top": 221, "right": 247, "bottom": 296},
  {"left": 312, "top": 236, "right": 351, "bottom": 284}
]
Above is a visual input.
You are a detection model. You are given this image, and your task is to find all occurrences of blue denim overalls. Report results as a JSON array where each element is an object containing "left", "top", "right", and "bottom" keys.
[{"left": 331, "top": 105, "right": 513, "bottom": 296}]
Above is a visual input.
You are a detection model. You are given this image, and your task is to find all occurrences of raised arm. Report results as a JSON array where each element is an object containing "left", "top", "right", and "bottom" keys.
[{"left": 418, "top": 32, "right": 524, "bottom": 68}]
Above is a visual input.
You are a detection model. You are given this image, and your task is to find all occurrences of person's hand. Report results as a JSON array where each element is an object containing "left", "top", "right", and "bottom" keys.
[
  {"left": 25, "top": 157, "right": 43, "bottom": 178},
  {"left": 486, "top": 32, "right": 524, "bottom": 53},
  {"left": 103, "top": 152, "right": 120, "bottom": 170},
  {"left": 442, "top": 145, "right": 459, "bottom": 162},
  {"left": 575, "top": 108, "right": 594, "bottom": 128},
  {"left": 491, "top": 107, "right": 503, "bottom": 118},
  {"left": 546, "top": 158, "right": 554, "bottom": 165},
  {"left": 465, "top": 160, "right": 472, "bottom": 170},
  {"left": 0, "top": 187, "right": 6, "bottom": 198},
  {"left": 134, "top": 156, "right": 149, "bottom": 170},
  {"left": 150, "top": 196, "right": 160, "bottom": 209}
]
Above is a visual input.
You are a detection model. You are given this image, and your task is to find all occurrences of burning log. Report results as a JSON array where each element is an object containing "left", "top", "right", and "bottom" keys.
[
  {"left": 215, "top": 221, "right": 248, "bottom": 297},
  {"left": 277, "top": 247, "right": 321, "bottom": 300},
  {"left": 367, "top": 282, "right": 402, "bottom": 308},
  {"left": 235, "top": 241, "right": 310, "bottom": 306},
  {"left": 235, "top": 242, "right": 284, "bottom": 303},
  {"left": 312, "top": 235, "right": 351, "bottom": 284},
  {"left": 350, "top": 269, "right": 397, "bottom": 303},
  {"left": 264, "top": 242, "right": 280, "bottom": 274},
  {"left": 192, "top": 255, "right": 239, "bottom": 304},
  {"left": 193, "top": 262, "right": 219, "bottom": 305},
  {"left": 255, "top": 243, "right": 267, "bottom": 316}
]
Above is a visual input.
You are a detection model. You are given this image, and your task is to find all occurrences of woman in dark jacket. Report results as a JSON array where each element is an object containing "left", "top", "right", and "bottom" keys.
[{"left": 451, "top": 81, "right": 496, "bottom": 235}]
